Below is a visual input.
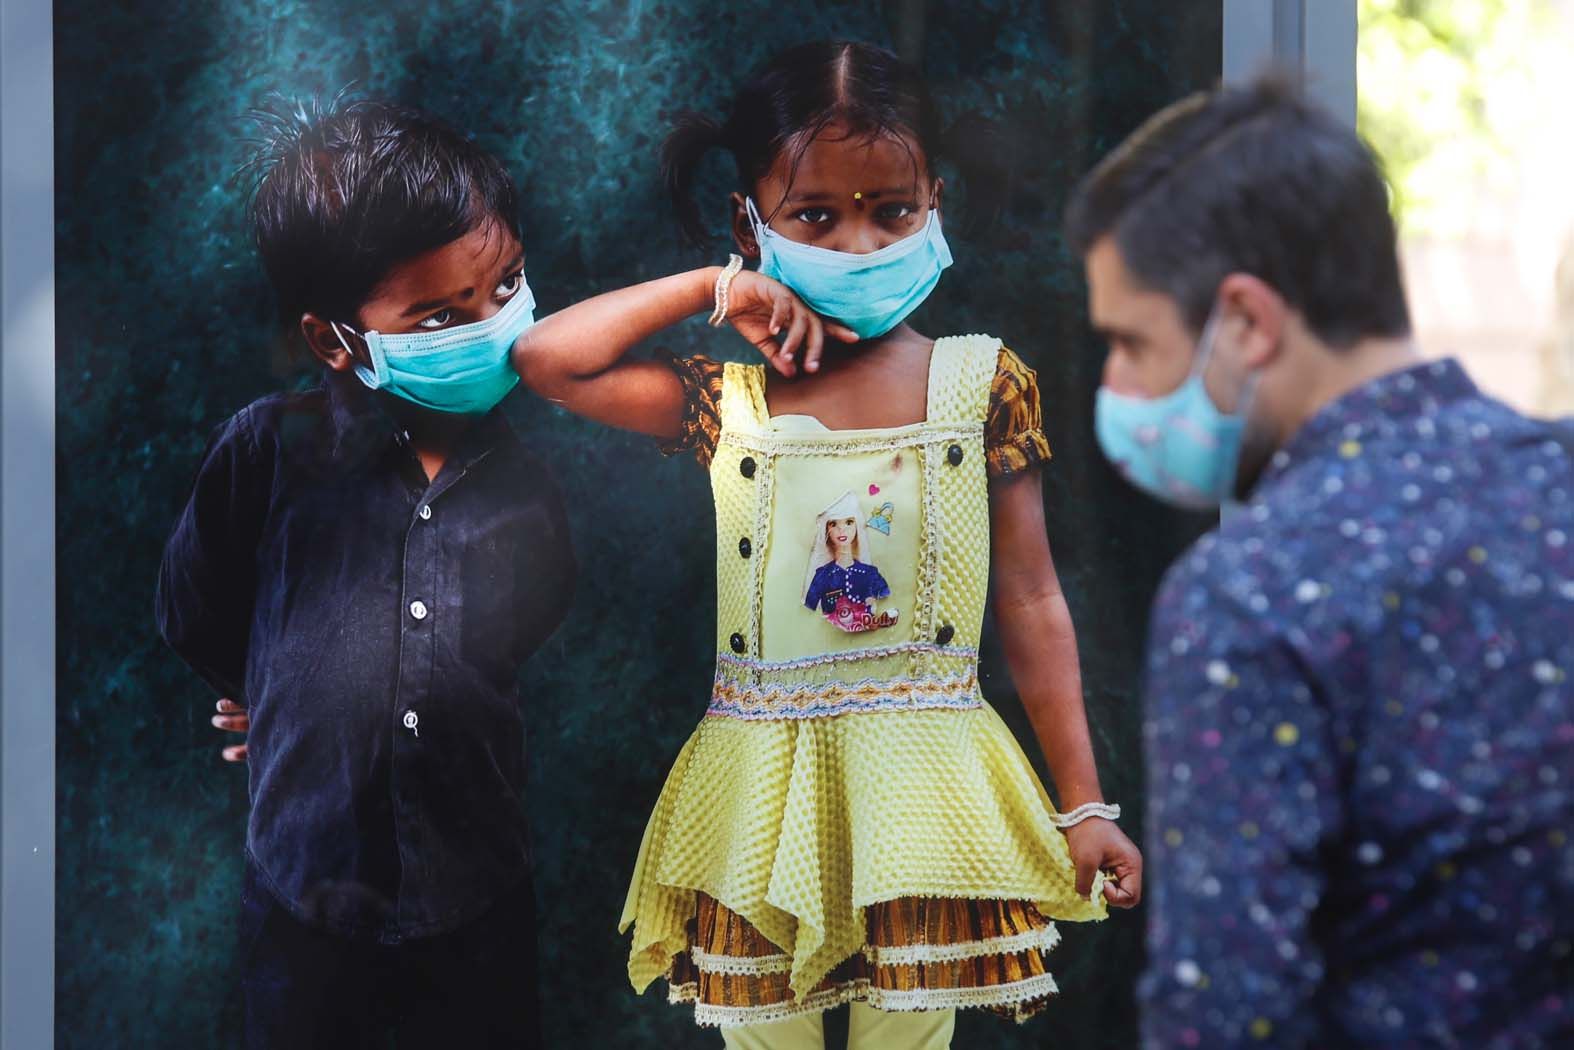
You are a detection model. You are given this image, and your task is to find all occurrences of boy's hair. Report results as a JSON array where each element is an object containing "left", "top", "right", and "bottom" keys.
[
  {"left": 1063, "top": 73, "right": 1411, "bottom": 349},
  {"left": 241, "top": 94, "right": 520, "bottom": 326},
  {"left": 660, "top": 41, "right": 946, "bottom": 248}
]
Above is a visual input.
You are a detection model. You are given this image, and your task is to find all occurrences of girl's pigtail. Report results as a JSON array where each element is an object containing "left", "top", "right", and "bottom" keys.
[{"left": 661, "top": 111, "right": 728, "bottom": 250}]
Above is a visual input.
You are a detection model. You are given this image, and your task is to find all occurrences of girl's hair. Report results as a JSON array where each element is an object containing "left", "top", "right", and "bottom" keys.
[
  {"left": 662, "top": 41, "right": 946, "bottom": 248},
  {"left": 804, "top": 491, "right": 865, "bottom": 599}
]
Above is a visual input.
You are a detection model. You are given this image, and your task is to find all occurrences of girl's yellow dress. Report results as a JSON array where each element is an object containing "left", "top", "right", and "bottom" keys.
[{"left": 621, "top": 335, "right": 1106, "bottom": 1028}]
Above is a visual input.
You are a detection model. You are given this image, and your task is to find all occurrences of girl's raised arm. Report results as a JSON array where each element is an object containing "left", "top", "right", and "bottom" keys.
[{"left": 511, "top": 267, "right": 853, "bottom": 439}]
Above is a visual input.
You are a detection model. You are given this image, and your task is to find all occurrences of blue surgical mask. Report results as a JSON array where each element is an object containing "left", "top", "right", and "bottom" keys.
[
  {"left": 332, "top": 277, "right": 535, "bottom": 415},
  {"left": 1093, "top": 312, "right": 1254, "bottom": 510},
  {"left": 747, "top": 197, "right": 953, "bottom": 340}
]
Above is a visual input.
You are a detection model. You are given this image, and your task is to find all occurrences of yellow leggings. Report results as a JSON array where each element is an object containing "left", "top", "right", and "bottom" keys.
[{"left": 720, "top": 1004, "right": 955, "bottom": 1050}]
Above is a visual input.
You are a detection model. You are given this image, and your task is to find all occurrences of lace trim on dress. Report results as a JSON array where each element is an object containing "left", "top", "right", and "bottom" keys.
[
  {"left": 707, "top": 669, "right": 982, "bottom": 720},
  {"left": 860, "top": 923, "right": 1061, "bottom": 966}
]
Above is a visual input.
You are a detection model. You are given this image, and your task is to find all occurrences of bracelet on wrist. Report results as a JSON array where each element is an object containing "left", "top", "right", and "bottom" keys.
[
  {"left": 707, "top": 254, "right": 744, "bottom": 327},
  {"left": 1050, "top": 801, "right": 1121, "bottom": 829}
]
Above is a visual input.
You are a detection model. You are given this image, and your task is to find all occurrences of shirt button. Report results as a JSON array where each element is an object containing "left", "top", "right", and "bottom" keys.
[
  {"left": 729, "top": 632, "right": 746, "bottom": 654},
  {"left": 402, "top": 710, "right": 419, "bottom": 731},
  {"left": 419, "top": 504, "right": 432, "bottom": 521},
  {"left": 739, "top": 456, "right": 757, "bottom": 479},
  {"left": 947, "top": 444, "right": 965, "bottom": 466},
  {"left": 936, "top": 624, "right": 955, "bottom": 645},
  {"left": 739, "top": 537, "right": 752, "bottom": 559},
  {"left": 409, "top": 600, "right": 429, "bottom": 621}
]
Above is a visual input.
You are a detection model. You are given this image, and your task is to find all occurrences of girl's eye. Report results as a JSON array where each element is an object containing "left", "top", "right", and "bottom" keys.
[
  {"left": 496, "top": 270, "right": 524, "bottom": 298},
  {"left": 794, "top": 208, "right": 833, "bottom": 225},
  {"left": 416, "top": 309, "right": 454, "bottom": 330},
  {"left": 876, "top": 203, "right": 917, "bottom": 221}
]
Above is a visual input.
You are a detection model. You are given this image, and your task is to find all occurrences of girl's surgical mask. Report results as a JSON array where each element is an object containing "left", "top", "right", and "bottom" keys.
[
  {"left": 332, "top": 276, "right": 535, "bottom": 415},
  {"left": 746, "top": 197, "right": 952, "bottom": 340},
  {"left": 1094, "top": 308, "right": 1258, "bottom": 510}
]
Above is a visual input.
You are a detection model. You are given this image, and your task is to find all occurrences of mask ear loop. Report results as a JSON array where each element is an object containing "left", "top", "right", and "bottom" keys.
[
  {"left": 330, "top": 321, "right": 377, "bottom": 382},
  {"left": 1190, "top": 305, "right": 1262, "bottom": 420},
  {"left": 744, "top": 196, "right": 770, "bottom": 239}
]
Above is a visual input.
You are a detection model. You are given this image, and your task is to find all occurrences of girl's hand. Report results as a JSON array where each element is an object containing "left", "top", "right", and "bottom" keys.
[
  {"left": 1064, "top": 817, "right": 1143, "bottom": 908},
  {"left": 724, "top": 271, "right": 857, "bottom": 378},
  {"left": 211, "top": 697, "right": 249, "bottom": 764}
]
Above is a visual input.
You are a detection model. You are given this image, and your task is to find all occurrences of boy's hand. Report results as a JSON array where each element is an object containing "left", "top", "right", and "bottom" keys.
[
  {"left": 1064, "top": 818, "right": 1143, "bottom": 908},
  {"left": 724, "top": 271, "right": 857, "bottom": 379},
  {"left": 211, "top": 698, "right": 249, "bottom": 764}
]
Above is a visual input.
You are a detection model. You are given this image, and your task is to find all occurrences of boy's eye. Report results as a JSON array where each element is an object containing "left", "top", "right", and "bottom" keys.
[
  {"left": 794, "top": 208, "right": 834, "bottom": 226},
  {"left": 416, "top": 309, "right": 453, "bottom": 330},
  {"left": 495, "top": 270, "right": 524, "bottom": 298}
]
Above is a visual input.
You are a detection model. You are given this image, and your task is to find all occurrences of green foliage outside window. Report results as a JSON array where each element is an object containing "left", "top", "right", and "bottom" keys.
[{"left": 1358, "top": 0, "right": 1548, "bottom": 235}]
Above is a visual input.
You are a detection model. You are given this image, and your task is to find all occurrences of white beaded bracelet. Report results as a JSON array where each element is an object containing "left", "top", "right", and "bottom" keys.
[
  {"left": 707, "top": 254, "right": 744, "bottom": 327},
  {"left": 1050, "top": 802, "right": 1121, "bottom": 829}
]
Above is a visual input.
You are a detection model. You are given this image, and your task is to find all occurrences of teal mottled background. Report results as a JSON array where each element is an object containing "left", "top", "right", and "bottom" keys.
[{"left": 54, "top": 2, "right": 1218, "bottom": 1046}]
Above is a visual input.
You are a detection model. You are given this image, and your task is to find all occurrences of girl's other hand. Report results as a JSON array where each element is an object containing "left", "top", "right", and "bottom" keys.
[
  {"left": 725, "top": 271, "right": 857, "bottom": 378},
  {"left": 212, "top": 697, "right": 249, "bottom": 764},
  {"left": 1064, "top": 818, "right": 1144, "bottom": 909}
]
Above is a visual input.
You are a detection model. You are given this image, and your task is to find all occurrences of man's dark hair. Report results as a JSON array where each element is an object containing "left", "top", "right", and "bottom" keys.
[
  {"left": 240, "top": 93, "right": 520, "bottom": 325},
  {"left": 1064, "top": 73, "right": 1410, "bottom": 348}
]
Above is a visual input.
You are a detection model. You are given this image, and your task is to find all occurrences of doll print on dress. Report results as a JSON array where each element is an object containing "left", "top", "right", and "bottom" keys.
[{"left": 802, "top": 490, "right": 899, "bottom": 633}]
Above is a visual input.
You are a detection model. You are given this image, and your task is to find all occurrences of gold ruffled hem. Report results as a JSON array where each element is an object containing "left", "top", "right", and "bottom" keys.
[{"left": 661, "top": 893, "right": 1062, "bottom": 1028}]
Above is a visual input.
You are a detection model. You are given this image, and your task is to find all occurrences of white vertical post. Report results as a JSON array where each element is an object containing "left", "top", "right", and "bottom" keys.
[
  {"left": 0, "top": 0, "right": 57, "bottom": 1046},
  {"left": 1224, "top": 0, "right": 1358, "bottom": 125}
]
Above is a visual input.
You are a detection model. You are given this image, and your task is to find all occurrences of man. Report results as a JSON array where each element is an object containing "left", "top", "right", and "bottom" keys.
[{"left": 1065, "top": 75, "right": 1573, "bottom": 1048}]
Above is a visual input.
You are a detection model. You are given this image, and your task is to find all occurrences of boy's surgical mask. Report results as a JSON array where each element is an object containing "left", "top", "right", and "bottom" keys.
[
  {"left": 333, "top": 277, "right": 535, "bottom": 415},
  {"left": 747, "top": 197, "right": 952, "bottom": 340},
  {"left": 1094, "top": 308, "right": 1257, "bottom": 510}
]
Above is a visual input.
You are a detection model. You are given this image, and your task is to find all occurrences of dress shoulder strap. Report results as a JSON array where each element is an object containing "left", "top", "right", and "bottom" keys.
[
  {"left": 718, "top": 361, "right": 769, "bottom": 433},
  {"left": 925, "top": 334, "right": 1002, "bottom": 427}
]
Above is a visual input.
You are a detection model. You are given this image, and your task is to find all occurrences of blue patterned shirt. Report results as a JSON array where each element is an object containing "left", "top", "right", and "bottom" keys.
[{"left": 1139, "top": 360, "right": 1574, "bottom": 1048}]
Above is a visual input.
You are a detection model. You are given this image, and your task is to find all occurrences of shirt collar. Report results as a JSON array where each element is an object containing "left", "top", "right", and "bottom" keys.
[
  {"left": 1254, "top": 357, "right": 1478, "bottom": 492},
  {"left": 321, "top": 368, "right": 524, "bottom": 472}
]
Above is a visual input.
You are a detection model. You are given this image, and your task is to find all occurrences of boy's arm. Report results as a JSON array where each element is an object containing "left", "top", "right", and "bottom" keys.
[
  {"left": 989, "top": 469, "right": 1142, "bottom": 907},
  {"left": 154, "top": 409, "right": 268, "bottom": 700},
  {"left": 511, "top": 269, "right": 853, "bottom": 439}
]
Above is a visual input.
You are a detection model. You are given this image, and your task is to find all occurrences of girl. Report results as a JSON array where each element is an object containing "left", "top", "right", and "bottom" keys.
[
  {"left": 804, "top": 491, "right": 898, "bottom": 632},
  {"left": 513, "top": 41, "right": 1141, "bottom": 1050}
]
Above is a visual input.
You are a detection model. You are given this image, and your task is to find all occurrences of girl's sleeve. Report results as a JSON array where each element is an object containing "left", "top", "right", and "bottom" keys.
[
  {"left": 654, "top": 351, "right": 727, "bottom": 469},
  {"left": 986, "top": 346, "right": 1053, "bottom": 479}
]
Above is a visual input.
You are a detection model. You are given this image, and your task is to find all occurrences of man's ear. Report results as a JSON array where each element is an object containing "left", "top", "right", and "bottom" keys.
[
  {"left": 1216, "top": 273, "right": 1288, "bottom": 371},
  {"left": 730, "top": 192, "right": 760, "bottom": 259},
  {"left": 301, "top": 314, "right": 360, "bottom": 373}
]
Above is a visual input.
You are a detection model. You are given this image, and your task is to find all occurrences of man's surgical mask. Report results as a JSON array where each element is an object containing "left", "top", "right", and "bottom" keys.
[
  {"left": 1094, "top": 309, "right": 1256, "bottom": 511},
  {"left": 333, "top": 277, "right": 535, "bottom": 415},
  {"left": 747, "top": 197, "right": 952, "bottom": 340}
]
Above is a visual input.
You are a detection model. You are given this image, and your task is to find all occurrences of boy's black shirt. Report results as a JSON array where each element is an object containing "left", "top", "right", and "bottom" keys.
[{"left": 157, "top": 370, "right": 575, "bottom": 942}]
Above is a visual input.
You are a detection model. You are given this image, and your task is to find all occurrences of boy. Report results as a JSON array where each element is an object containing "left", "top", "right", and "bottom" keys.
[{"left": 155, "top": 96, "right": 574, "bottom": 1048}]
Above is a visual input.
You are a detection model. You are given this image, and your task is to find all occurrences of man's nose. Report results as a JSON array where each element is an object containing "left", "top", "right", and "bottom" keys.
[{"left": 1102, "top": 352, "right": 1142, "bottom": 397}]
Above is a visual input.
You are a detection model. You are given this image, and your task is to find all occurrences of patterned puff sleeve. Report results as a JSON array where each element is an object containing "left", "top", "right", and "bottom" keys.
[
  {"left": 987, "top": 346, "right": 1053, "bottom": 478},
  {"left": 656, "top": 346, "right": 1052, "bottom": 478},
  {"left": 654, "top": 350, "right": 728, "bottom": 469}
]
